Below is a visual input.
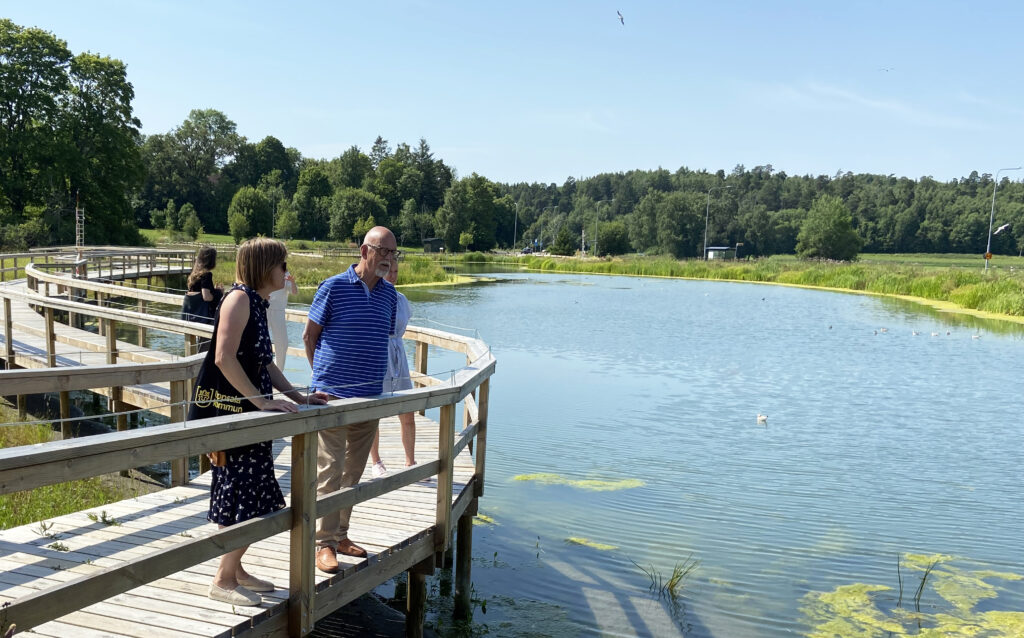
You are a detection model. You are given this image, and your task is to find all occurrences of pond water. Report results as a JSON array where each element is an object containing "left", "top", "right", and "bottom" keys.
[
  {"left": 386, "top": 272, "right": 1024, "bottom": 637},
  {"left": 146, "top": 270, "right": 1024, "bottom": 636}
]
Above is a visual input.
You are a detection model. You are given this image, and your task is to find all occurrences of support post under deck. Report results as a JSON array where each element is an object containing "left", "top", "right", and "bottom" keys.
[{"left": 453, "top": 502, "right": 477, "bottom": 621}]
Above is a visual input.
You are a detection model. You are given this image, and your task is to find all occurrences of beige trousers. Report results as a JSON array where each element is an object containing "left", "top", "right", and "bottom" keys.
[{"left": 315, "top": 419, "right": 379, "bottom": 547}]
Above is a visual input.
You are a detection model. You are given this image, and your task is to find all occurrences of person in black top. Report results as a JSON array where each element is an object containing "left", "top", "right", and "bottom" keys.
[
  {"left": 190, "top": 237, "right": 328, "bottom": 606},
  {"left": 182, "top": 246, "right": 223, "bottom": 325}
]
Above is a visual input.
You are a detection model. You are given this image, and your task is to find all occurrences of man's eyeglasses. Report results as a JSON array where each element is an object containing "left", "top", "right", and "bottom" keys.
[{"left": 366, "top": 244, "right": 402, "bottom": 259}]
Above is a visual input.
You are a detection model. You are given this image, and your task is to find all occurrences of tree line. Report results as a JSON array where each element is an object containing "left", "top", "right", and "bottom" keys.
[{"left": 3, "top": 19, "right": 1023, "bottom": 260}]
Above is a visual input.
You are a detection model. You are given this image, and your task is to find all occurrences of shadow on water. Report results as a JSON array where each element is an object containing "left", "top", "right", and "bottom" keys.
[{"left": 374, "top": 513, "right": 714, "bottom": 638}]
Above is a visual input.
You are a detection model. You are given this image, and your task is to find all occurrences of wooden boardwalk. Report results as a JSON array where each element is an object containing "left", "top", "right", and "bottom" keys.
[
  {"left": 1, "top": 247, "right": 495, "bottom": 637},
  {"left": 1, "top": 259, "right": 195, "bottom": 413},
  {"left": 0, "top": 415, "right": 475, "bottom": 638}
]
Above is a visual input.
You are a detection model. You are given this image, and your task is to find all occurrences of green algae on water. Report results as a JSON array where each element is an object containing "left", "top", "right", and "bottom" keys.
[
  {"left": 801, "top": 559, "right": 1024, "bottom": 637},
  {"left": 565, "top": 537, "right": 618, "bottom": 551},
  {"left": 512, "top": 472, "right": 645, "bottom": 491},
  {"left": 473, "top": 513, "right": 497, "bottom": 526}
]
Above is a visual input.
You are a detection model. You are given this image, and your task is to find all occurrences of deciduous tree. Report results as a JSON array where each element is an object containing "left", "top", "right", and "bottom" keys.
[{"left": 796, "top": 195, "right": 863, "bottom": 260}]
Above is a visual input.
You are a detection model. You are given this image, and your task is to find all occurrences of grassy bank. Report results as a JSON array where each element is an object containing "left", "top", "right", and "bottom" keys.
[
  {"left": 450, "top": 252, "right": 1024, "bottom": 320},
  {"left": 0, "top": 406, "right": 162, "bottom": 529}
]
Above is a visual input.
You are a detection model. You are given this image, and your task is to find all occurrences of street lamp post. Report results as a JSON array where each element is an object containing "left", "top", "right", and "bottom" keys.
[
  {"left": 704, "top": 185, "right": 734, "bottom": 260},
  {"left": 986, "top": 166, "right": 1021, "bottom": 271}
]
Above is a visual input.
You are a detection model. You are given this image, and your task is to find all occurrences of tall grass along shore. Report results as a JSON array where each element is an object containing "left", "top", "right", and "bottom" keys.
[{"left": 451, "top": 252, "right": 1024, "bottom": 321}]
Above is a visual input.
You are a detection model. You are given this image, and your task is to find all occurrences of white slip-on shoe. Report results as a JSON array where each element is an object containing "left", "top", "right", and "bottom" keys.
[
  {"left": 236, "top": 574, "right": 274, "bottom": 592},
  {"left": 208, "top": 583, "right": 262, "bottom": 606},
  {"left": 372, "top": 461, "right": 387, "bottom": 477}
]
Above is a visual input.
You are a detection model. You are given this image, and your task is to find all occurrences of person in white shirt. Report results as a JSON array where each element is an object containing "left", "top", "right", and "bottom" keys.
[
  {"left": 370, "top": 259, "right": 416, "bottom": 476},
  {"left": 267, "top": 270, "right": 298, "bottom": 370}
]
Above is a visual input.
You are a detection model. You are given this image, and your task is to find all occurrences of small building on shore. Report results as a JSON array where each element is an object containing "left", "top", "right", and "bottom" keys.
[{"left": 705, "top": 246, "right": 736, "bottom": 260}]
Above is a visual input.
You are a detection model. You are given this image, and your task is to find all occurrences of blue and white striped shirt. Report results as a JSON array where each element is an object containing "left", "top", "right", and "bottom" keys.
[{"left": 308, "top": 265, "right": 397, "bottom": 398}]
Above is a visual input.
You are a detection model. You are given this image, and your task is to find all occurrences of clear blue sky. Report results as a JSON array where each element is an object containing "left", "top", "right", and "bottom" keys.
[{"left": 8, "top": 1, "right": 1024, "bottom": 184}]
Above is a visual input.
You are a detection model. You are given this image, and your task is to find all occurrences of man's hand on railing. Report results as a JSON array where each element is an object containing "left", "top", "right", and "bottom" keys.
[{"left": 256, "top": 398, "right": 301, "bottom": 413}]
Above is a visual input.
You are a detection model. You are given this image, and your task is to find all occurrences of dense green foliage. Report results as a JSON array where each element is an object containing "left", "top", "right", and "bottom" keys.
[
  {"left": 796, "top": 195, "right": 863, "bottom": 260},
  {"left": 5, "top": 20, "right": 1024, "bottom": 260},
  {"left": 0, "top": 19, "right": 143, "bottom": 247}
]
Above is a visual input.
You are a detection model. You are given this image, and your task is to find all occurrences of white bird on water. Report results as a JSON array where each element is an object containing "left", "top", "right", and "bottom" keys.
[{"left": 757, "top": 414, "right": 767, "bottom": 424}]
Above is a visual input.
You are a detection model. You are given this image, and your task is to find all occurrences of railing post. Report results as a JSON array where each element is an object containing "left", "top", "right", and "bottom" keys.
[
  {"left": 463, "top": 354, "right": 473, "bottom": 430},
  {"left": 3, "top": 296, "right": 24, "bottom": 418},
  {"left": 96, "top": 292, "right": 105, "bottom": 336},
  {"left": 415, "top": 341, "right": 428, "bottom": 416},
  {"left": 288, "top": 432, "right": 317, "bottom": 637},
  {"left": 11, "top": 291, "right": 25, "bottom": 418},
  {"left": 137, "top": 300, "right": 147, "bottom": 347},
  {"left": 169, "top": 380, "right": 188, "bottom": 486},
  {"left": 474, "top": 378, "right": 489, "bottom": 498},
  {"left": 105, "top": 319, "right": 127, "bottom": 432},
  {"left": 434, "top": 403, "right": 455, "bottom": 558},
  {"left": 4, "top": 297, "right": 13, "bottom": 366}
]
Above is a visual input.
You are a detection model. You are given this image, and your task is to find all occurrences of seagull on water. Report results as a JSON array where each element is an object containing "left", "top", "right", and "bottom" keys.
[{"left": 757, "top": 414, "right": 767, "bottom": 424}]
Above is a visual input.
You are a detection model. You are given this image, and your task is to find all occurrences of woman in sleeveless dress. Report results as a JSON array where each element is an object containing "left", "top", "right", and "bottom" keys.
[{"left": 189, "top": 238, "right": 328, "bottom": 606}]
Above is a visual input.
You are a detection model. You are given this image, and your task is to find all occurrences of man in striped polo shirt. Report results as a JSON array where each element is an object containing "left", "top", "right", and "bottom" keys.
[{"left": 303, "top": 226, "right": 399, "bottom": 571}]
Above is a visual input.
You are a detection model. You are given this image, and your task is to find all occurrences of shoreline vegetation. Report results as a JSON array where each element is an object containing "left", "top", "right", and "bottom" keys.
[
  {"left": 184, "top": 236, "right": 1024, "bottom": 324},
  {"left": 450, "top": 251, "right": 1024, "bottom": 324}
]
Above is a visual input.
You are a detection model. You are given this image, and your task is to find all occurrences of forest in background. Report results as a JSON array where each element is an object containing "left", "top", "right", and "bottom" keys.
[{"left": 3, "top": 19, "right": 1024, "bottom": 261}]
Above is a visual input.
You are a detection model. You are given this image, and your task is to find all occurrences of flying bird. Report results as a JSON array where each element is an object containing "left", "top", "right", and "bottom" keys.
[
  {"left": 994, "top": 223, "right": 1011, "bottom": 235},
  {"left": 617, "top": 10, "right": 624, "bottom": 25}
]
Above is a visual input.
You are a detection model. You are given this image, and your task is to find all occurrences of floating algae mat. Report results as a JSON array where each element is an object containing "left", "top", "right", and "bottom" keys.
[
  {"left": 800, "top": 555, "right": 1024, "bottom": 637},
  {"left": 512, "top": 472, "right": 645, "bottom": 491},
  {"left": 473, "top": 513, "right": 498, "bottom": 526},
  {"left": 565, "top": 537, "right": 618, "bottom": 551}
]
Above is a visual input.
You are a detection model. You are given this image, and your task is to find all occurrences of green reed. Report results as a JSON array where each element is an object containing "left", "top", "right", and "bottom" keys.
[{"left": 0, "top": 408, "right": 147, "bottom": 530}]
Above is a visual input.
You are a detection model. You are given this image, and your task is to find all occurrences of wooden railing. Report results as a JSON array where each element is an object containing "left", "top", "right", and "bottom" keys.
[{"left": 0, "top": 249, "right": 495, "bottom": 636}]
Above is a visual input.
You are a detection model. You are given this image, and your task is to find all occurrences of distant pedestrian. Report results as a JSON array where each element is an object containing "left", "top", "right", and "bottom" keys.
[
  {"left": 268, "top": 269, "right": 298, "bottom": 369},
  {"left": 182, "top": 246, "right": 223, "bottom": 351}
]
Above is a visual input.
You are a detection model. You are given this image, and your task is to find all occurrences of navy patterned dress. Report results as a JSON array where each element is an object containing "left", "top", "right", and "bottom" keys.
[{"left": 196, "top": 284, "right": 286, "bottom": 526}]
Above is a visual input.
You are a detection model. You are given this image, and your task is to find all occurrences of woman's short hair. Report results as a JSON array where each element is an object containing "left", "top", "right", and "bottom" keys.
[{"left": 235, "top": 237, "right": 286, "bottom": 291}]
